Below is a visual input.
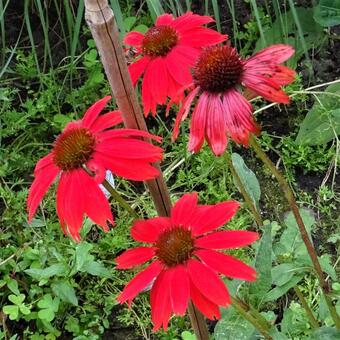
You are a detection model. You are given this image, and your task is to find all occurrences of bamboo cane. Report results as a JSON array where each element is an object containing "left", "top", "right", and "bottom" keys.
[{"left": 84, "top": 1, "right": 210, "bottom": 338}]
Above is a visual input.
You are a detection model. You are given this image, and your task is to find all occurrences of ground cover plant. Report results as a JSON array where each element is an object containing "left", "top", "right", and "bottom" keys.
[{"left": 0, "top": 0, "right": 339, "bottom": 339}]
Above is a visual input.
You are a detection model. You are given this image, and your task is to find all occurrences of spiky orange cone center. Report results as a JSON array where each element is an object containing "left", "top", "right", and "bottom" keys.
[
  {"left": 155, "top": 227, "right": 194, "bottom": 267},
  {"left": 142, "top": 25, "right": 178, "bottom": 57},
  {"left": 194, "top": 45, "right": 243, "bottom": 93},
  {"left": 53, "top": 127, "right": 96, "bottom": 171}
]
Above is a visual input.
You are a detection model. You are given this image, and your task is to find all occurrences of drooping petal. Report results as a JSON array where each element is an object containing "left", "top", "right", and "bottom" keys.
[
  {"left": 172, "top": 86, "right": 198, "bottom": 141},
  {"left": 131, "top": 217, "right": 172, "bottom": 243},
  {"left": 189, "top": 279, "right": 221, "bottom": 320},
  {"left": 187, "top": 259, "right": 230, "bottom": 307},
  {"left": 166, "top": 45, "right": 197, "bottom": 86},
  {"left": 195, "top": 230, "right": 259, "bottom": 249},
  {"left": 80, "top": 170, "right": 113, "bottom": 231},
  {"left": 169, "top": 264, "right": 190, "bottom": 315},
  {"left": 155, "top": 13, "right": 174, "bottom": 26},
  {"left": 128, "top": 56, "right": 150, "bottom": 86},
  {"left": 246, "top": 44, "right": 295, "bottom": 65},
  {"left": 95, "top": 138, "right": 163, "bottom": 162},
  {"left": 204, "top": 93, "right": 227, "bottom": 156},
  {"left": 190, "top": 201, "right": 240, "bottom": 236},
  {"left": 116, "top": 247, "right": 156, "bottom": 269},
  {"left": 117, "top": 260, "right": 163, "bottom": 304},
  {"left": 195, "top": 249, "right": 257, "bottom": 281},
  {"left": 150, "top": 269, "right": 172, "bottom": 332},
  {"left": 171, "top": 192, "right": 198, "bottom": 227},
  {"left": 82, "top": 96, "right": 111, "bottom": 129},
  {"left": 34, "top": 153, "right": 55, "bottom": 175},
  {"left": 142, "top": 62, "right": 156, "bottom": 116},
  {"left": 94, "top": 153, "right": 160, "bottom": 181},
  {"left": 124, "top": 31, "right": 144, "bottom": 47},
  {"left": 188, "top": 92, "right": 208, "bottom": 153},
  {"left": 222, "top": 88, "right": 260, "bottom": 146},
  {"left": 56, "top": 170, "right": 85, "bottom": 242},
  {"left": 89, "top": 111, "right": 123, "bottom": 133},
  {"left": 27, "top": 161, "right": 59, "bottom": 222}
]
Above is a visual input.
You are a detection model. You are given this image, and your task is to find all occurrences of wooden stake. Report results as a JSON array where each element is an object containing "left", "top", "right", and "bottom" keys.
[{"left": 84, "top": 1, "right": 210, "bottom": 338}]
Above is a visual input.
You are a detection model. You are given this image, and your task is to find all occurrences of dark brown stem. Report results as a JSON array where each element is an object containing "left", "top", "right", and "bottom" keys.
[
  {"left": 226, "top": 154, "right": 263, "bottom": 227},
  {"left": 84, "top": 1, "right": 208, "bottom": 338},
  {"left": 293, "top": 286, "right": 319, "bottom": 329},
  {"left": 249, "top": 134, "right": 340, "bottom": 329}
]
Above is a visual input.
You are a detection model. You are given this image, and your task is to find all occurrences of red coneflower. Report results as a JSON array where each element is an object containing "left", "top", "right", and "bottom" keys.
[
  {"left": 172, "top": 44, "right": 296, "bottom": 156},
  {"left": 116, "top": 193, "right": 258, "bottom": 331},
  {"left": 27, "top": 96, "right": 163, "bottom": 242},
  {"left": 124, "top": 12, "right": 227, "bottom": 116}
]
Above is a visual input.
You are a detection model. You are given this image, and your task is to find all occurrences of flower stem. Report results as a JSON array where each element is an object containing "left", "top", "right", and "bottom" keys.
[
  {"left": 231, "top": 296, "right": 273, "bottom": 339},
  {"left": 225, "top": 153, "right": 263, "bottom": 227},
  {"left": 102, "top": 179, "right": 140, "bottom": 220},
  {"left": 293, "top": 286, "right": 319, "bottom": 329},
  {"left": 249, "top": 134, "right": 340, "bottom": 329}
]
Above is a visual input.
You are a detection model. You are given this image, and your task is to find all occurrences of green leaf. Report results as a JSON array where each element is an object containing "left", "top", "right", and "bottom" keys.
[
  {"left": 6, "top": 278, "right": 20, "bottom": 295},
  {"left": 249, "top": 222, "right": 272, "bottom": 306},
  {"left": 8, "top": 294, "right": 25, "bottom": 305},
  {"left": 311, "top": 327, "right": 340, "bottom": 339},
  {"left": 274, "top": 208, "right": 315, "bottom": 258},
  {"left": 25, "top": 263, "right": 67, "bottom": 280},
  {"left": 314, "top": 0, "right": 340, "bottom": 27},
  {"left": 318, "top": 254, "right": 337, "bottom": 280},
  {"left": 3, "top": 305, "right": 19, "bottom": 320},
  {"left": 133, "top": 24, "right": 149, "bottom": 33},
  {"left": 264, "top": 275, "right": 303, "bottom": 302},
  {"left": 37, "top": 294, "right": 60, "bottom": 322},
  {"left": 214, "top": 307, "right": 256, "bottom": 339},
  {"left": 231, "top": 153, "right": 261, "bottom": 210},
  {"left": 272, "top": 263, "right": 303, "bottom": 286},
  {"left": 181, "top": 331, "right": 196, "bottom": 340},
  {"left": 123, "top": 16, "right": 136, "bottom": 31},
  {"left": 296, "top": 83, "right": 340, "bottom": 145},
  {"left": 81, "top": 261, "right": 110, "bottom": 278},
  {"left": 75, "top": 242, "right": 94, "bottom": 271},
  {"left": 51, "top": 281, "right": 78, "bottom": 306}
]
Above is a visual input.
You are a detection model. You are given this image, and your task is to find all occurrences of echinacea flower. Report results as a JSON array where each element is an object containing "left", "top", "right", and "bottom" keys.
[
  {"left": 172, "top": 44, "right": 296, "bottom": 156},
  {"left": 124, "top": 12, "right": 227, "bottom": 116},
  {"left": 27, "top": 96, "right": 163, "bottom": 242},
  {"left": 116, "top": 193, "right": 258, "bottom": 331}
]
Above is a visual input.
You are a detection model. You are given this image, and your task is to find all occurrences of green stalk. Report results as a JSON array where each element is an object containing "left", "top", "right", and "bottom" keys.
[
  {"left": 101, "top": 179, "right": 140, "bottom": 219},
  {"left": 293, "top": 286, "right": 319, "bottom": 329},
  {"left": 231, "top": 297, "right": 273, "bottom": 340},
  {"left": 249, "top": 134, "right": 340, "bottom": 329}
]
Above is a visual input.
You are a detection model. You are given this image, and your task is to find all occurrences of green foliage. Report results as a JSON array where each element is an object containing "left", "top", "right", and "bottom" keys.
[
  {"left": 296, "top": 83, "right": 340, "bottom": 145},
  {"left": 313, "top": 0, "right": 340, "bottom": 27}
]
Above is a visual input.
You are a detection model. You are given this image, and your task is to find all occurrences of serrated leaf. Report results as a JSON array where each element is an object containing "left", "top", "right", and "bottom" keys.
[
  {"left": 52, "top": 281, "right": 78, "bottom": 306},
  {"left": 249, "top": 223, "right": 272, "bottom": 307},
  {"left": 231, "top": 153, "right": 261, "bottom": 210},
  {"left": 296, "top": 83, "right": 340, "bottom": 145},
  {"left": 314, "top": 0, "right": 340, "bottom": 27}
]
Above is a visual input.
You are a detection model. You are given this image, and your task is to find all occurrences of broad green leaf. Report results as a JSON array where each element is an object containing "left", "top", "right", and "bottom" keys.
[
  {"left": 181, "top": 331, "right": 196, "bottom": 340},
  {"left": 19, "top": 305, "right": 30, "bottom": 315},
  {"left": 231, "top": 153, "right": 261, "bottom": 210},
  {"left": 249, "top": 223, "right": 272, "bottom": 307},
  {"left": 37, "top": 294, "right": 60, "bottom": 322},
  {"left": 296, "top": 83, "right": 340, "bottom": 145},
  {"left": 24, "top": 263, "right": 67, "bottom": 280},
  {"left": 3, "top": 305, "right": 19, "bottom": 320},
  {"left": 51, "top": 281, "right": 78, "bottom": 306},
  {"left": 264, "top": 275, "right": 303, "bottom": 302},
  {"left": 318, "top": 254, "right": 337, "bottom": 280},
  {"left": 8, "top": 294, "right": 25, "bottom": 305},
  {"left": 6, "top": 278, "right": 20, "bottom": 295},
  {"left": 133, "top": 24, "right": 149, "bottom": 33},
  {"left": 123, "top": 17, "right": 136, "bottom": 31},
  {"left": 75, "top": 242, "right": 94, "bottom": 271},
  {"left": 311, "top": 327, "right": 340, "bottom": 339},
  {"left": 272, "top": 263, "right": 303, "bottom": 286},
  {"left": 214, "top": 307, "right": 256, "bottom": 340},
  {"left": 314, "top": 0, "right": 340, "bottom": 27},
  {"left": 274, "top": 208, "right": 315, "bottom": 258},
  {"left": 81, "top": 261, "right": 110, "bottom": 278}
]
